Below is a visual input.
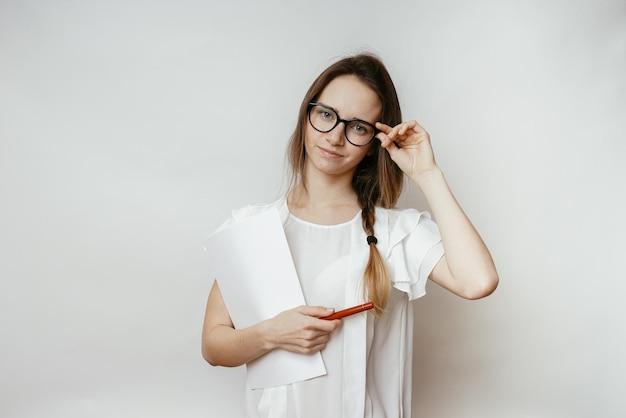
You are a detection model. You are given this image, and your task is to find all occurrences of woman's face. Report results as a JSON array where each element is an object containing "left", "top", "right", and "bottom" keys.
[{"left": 303, "top": 75, "right": 382, "bottom": 181}]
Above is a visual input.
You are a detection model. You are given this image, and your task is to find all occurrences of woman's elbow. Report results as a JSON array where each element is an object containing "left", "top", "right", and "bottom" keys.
[
  {"left": 201, "top": 332, "right": 228, "bottom": 367},
  {"left": 202, "top": 345, "right": 219, "bottom": 367},
  {"left": 201, "top": 338, "right": 243, "bottom": 368},
  {"left": 462, "top": 272, "right": 499, "bottom": 300},
  {"left": 201, "top": 338, "right": 219, "bottom": 366}
]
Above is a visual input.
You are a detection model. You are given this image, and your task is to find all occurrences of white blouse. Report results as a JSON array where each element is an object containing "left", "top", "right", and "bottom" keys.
[{"left": 219, "top": 199, "right": 444, "bottom": 418}]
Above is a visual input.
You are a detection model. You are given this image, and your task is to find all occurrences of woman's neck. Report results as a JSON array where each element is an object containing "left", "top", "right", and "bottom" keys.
[{"left": 287, "top": 176, "right": 361, "bottom": 225}]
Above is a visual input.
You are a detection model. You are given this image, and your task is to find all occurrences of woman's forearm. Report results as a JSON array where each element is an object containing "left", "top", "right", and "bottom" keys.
[
  {"left": 202, "top": 320, "right": 272, "bottom": 367},
  {"left": 201, "top": 282, "right": 340, "bottom": 367}
]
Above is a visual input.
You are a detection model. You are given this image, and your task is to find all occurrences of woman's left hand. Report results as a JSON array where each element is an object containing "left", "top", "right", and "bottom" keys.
[{"left": 375, "top": 120, "right": 438, "bottom": 180}]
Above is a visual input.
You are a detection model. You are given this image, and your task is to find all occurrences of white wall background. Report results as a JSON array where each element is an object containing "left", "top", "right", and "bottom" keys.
[{"left": 1, "top": 0, "right": 624, "bottom": 417}]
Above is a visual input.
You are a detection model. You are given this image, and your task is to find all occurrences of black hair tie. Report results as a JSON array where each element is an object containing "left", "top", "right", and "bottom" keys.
[{"left": 367, "top": 235, "right": 378, "bottom": 245}]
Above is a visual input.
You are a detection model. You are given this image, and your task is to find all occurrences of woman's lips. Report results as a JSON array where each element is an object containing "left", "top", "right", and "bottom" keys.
[{"left": 318, "top": 146, "right": 343, "bottom": 158}]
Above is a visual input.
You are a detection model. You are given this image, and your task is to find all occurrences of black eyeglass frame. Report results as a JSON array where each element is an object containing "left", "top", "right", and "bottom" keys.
[{"left": 307, "top": 102, "right": 378, "bottom": 147}]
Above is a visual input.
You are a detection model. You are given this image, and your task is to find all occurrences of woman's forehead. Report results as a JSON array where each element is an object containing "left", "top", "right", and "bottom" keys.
[{"left": 317, "top": 75, "right": 382, "bottom": 120}]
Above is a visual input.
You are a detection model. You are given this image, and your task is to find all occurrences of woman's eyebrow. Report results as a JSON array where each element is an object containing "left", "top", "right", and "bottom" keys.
[{"left": 317, "top": 102, "right": 376, "bottom": 124}]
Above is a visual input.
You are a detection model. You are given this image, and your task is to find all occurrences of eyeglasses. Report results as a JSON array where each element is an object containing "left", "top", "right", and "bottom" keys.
[{"left": 307, "top": 103, "right": 377, "bottom": 147}]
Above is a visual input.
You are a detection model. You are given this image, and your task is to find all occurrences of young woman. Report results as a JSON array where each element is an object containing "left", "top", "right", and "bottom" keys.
[{"left": 202, "top": 53, "right": 498, "bottom": 418}]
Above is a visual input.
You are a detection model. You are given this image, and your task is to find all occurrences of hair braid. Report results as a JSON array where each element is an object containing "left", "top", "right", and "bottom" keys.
[
  {"left": 354, "top": 157, "right": 393, "bottom": 315},
  {"left": 360, "top": 204, "right": 391, "bottom": 315}
]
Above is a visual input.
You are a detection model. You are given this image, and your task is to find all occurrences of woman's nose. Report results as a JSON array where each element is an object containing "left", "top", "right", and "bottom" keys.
[{"left": 325, "top": 122, "right": 346, "bottom": 146}]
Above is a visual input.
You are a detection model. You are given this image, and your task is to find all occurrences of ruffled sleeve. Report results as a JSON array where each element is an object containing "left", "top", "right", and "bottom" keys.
[
  {"left": 380, "top": 207, "right": 444, "bottom": 300},
  {"left": 206, "top": 199, "right": 287, "bottom": 238}
]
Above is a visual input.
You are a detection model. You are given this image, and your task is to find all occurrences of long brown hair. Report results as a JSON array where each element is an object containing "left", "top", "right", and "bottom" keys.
[{"left": 287, "top": 53, "right": 404, "bottom": 314}]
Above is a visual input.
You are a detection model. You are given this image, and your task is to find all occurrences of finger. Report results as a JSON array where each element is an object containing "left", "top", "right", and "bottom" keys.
[
  {"left": 311, "top": 318, "right": 341, "bottom": 333},
  {"left": 300, "top": 307, "right": 343, "bottom": 331},
  {"left": 392, "top": 121, "right": 415, "bottom": 138},
  {"left": 283, "top": 342, "right": 328, "bottom": 355},
  {"left": 410, "top": 120, "right": 425, "bottom": 132},
  {"left": 303, "top": 332, "right": 332, "bottom": 344},
  {"left": 376, "top": 129, "right": 394, "bottom": 147},
  {"left": 375, "top": 121, "right": 393, "bottom": 134},
  {"left": 282, "top": 332, "right": 334, "bottom": 354},
  {"left": 375, "top": 131, "right": 393, "bottom": 148},
  {"left": 399, "top": 121, "right": 416, "bottom": 136},
  {"left": 376, "top": 131, "right": 402, "bottom": 153},
  {"left": 387, "top": 124, "right": 401, "bottom": 140},
  {"left": 299, "top": 305, "right": 335, "bottom": 318}
]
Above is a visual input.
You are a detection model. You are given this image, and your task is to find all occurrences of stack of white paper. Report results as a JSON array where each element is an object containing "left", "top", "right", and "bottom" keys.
[{"left": 203, "top": 209, "right": 327, "bottom": 389}]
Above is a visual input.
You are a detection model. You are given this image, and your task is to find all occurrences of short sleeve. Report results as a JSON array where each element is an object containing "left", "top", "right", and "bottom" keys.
[
  {"left": 384, "top": 209, "right": 444, "bottom": 300},
  {"left": 203, "top": 200, "right": 286, "bottom": 251},
  {"left": 202, "top": 211, "right": 240, "bottom": 247}
]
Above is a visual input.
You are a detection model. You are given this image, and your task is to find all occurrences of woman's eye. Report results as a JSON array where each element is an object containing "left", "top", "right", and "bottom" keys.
[
  {"left": 321, "top": 110, "right": 333, "bottom": 119},
  {"left": 351, "top": 123, "right": 370, "bottom": 136}
]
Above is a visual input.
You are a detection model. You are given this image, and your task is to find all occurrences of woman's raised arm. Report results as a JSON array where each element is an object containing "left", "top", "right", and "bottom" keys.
[{"left": 376, "top": 121, "right": 499, "bottom": 299}]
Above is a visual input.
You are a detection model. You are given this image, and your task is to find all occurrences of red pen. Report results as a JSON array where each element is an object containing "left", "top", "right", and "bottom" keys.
[{"left": 322, "top": 302, "right": 374, "bottom": 320}]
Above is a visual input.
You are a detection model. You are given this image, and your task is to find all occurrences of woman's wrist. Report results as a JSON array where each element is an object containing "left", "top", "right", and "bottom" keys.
[
  {"left": 256, "top": 318, "right": 277, "bottom": 352},
  {"left": 408, "top": 166, "right": 445, "bottom": 192}
]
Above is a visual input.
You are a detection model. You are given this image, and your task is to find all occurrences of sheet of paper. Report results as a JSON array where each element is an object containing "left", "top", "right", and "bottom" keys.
[{"left": 203, "top": 208, "right": 327, "bottom": 389}]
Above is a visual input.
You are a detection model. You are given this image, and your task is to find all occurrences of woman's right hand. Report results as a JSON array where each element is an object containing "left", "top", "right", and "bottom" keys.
[
  {"left": 262, "top": 306, "right": 341, "bottom": 355},
  {"left": 202, "top": 281, "right": 340, "bottom": 367}
]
